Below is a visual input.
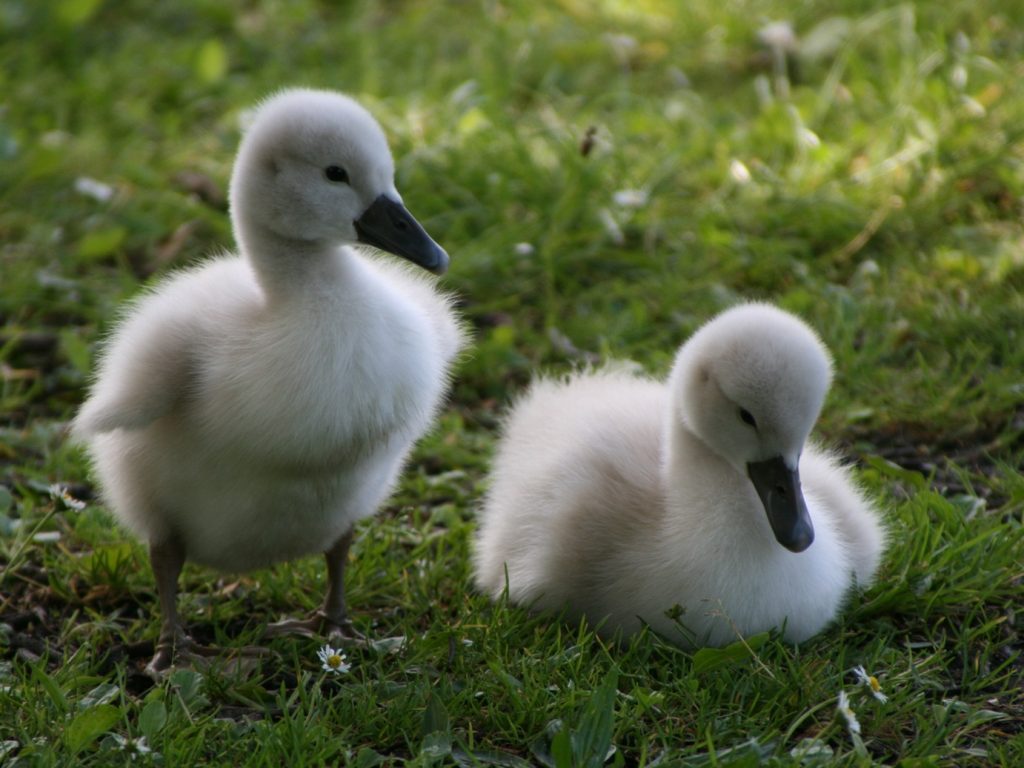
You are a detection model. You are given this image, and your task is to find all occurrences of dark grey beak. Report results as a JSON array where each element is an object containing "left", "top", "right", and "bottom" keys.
[
  {"left": 747, "top": 456, "right": 814, "bottom": 552},
  {"left": 354, "top": 194, "right": 450, "bottom": 275}
]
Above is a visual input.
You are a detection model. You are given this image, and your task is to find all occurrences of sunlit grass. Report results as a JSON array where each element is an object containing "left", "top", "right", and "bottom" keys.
[{"left": 1, "top": 0, "right": 1023, "bottom": 764}]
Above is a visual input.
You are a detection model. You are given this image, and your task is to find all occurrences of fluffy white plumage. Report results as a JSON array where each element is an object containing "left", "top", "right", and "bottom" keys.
[
  {"left": 474, "top": 303, "right": 885, "bottom": 648},
  {"left": 73, "top": 88, "right": 466, "bottom": 669}
]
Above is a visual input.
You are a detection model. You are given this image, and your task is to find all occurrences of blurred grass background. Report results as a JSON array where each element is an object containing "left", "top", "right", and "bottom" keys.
[{"left": 1, "top": 0, "right": 1022, "bottom": 765}]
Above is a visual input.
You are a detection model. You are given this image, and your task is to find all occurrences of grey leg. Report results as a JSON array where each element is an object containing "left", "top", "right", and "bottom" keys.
[
  {"left": 144, "top": 537, "right": 271, "bottom": 678},
  {"left": 321, "top": 528, "right": 354, "bottom": 627},
  {"left": 265, "top": 527, "right": 365, "bottom": 641},
  {"left": 145, "top": 537, "right": 186, "bottom": 676}
]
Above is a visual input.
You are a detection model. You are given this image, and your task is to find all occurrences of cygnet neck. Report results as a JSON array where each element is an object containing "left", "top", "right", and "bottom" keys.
[
  {"left": 661, "top": 404, "right": 745, "bottom": 508},
  {"left": 235, "top": 218, "right": 354, "bottom": 304}
]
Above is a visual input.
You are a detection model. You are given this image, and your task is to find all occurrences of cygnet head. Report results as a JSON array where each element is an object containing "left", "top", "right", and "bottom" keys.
[
  {"left": 229, "top": 88, "right": 448, "bottom": 274},
  {"left": 669, "top": 303, "right": 833, "bottom": 552}
]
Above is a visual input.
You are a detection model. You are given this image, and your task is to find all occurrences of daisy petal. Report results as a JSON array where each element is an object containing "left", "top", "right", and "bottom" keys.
[
  {"left": 852, "top": 665, "right": 888, "bottom": 703},
  {"left": 316, "top": 644, "right": 351, "bottom": 674},
  {"left": 837, "top": 690, "right": 861, "bottom": 736}
]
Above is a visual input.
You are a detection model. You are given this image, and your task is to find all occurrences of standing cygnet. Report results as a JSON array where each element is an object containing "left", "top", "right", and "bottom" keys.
[
  {"left": 474, "top": 304, "right": 885, "bottom": 648},
  {"left": 73, "top": 88, "right": 467, "bottom": 674}
]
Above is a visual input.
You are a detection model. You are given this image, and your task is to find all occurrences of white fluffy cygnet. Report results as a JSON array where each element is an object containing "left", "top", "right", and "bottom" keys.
[
  {"left": 73, "top": 88, "right": 467, "bottom": 673},
  {"left": 474, "top": 303, "right": 885, "bottom": 648}
]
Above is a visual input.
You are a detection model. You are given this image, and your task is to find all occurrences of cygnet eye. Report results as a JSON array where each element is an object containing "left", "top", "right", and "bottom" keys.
[
  {"left": 324, "top": 165, "right": 349, "bottom": 184},
  {"left": 738, "top": 407, "right": 757, "bottom": 429}
]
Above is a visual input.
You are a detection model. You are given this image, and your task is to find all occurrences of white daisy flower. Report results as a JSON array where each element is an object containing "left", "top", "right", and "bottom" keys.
[
  {"left": 106, "top": 733, "right": 154, "bottom": 756},
  {"left": 729, "top": 159, "right": 752, "bottom": 184},
  {"left": 48, "top": 484, "right": 86, "bottom": 511},
  {"left": 73, "top": 176, "right": 114, "bottom": 203},
  {"left": 836, "top": 689, "right": 861, "bottom": 736},
  {"left": 316, "top": 644, "right": 351, "bottom": 674},
  {"left": 612, "top": 188, "right": 648, "bottom": 209},
  {"left": 852, "top": 665, "right": 888, "bottom": 703},
  {"left": 758, "top": 20, "right": 798, "bottom": 53}
]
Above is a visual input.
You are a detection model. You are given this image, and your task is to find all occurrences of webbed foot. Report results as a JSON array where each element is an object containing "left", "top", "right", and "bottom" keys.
[{"left": 264, "top": 610, "right": 367, "bottom": 643}]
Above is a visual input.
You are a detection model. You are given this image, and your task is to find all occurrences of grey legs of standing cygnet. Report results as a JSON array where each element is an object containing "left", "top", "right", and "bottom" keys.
[
  {"left": 144, "top": 538, "right": 269, "bottom": 678},
  {"left": 264, "top": 528, "right": 366, "bottom": 642},
  {"left": 146, "top": 537, "right": 190, "bottom": 677},
  {"left": 143, "top": 528, "right": 363, "bottom": 677}
]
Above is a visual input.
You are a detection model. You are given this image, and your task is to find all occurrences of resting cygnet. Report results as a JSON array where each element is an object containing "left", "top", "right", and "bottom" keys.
[
  {"left": 73, "top": 88, "right": 467, "bottom": 674},
  {"left": 474, "top": 303, "right": 885, "bottom": 647}
]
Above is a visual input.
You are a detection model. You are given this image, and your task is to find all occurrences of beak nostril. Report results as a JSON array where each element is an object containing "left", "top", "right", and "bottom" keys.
[{"left": 775, "top": 485, "right": 787, "bottom": 497}]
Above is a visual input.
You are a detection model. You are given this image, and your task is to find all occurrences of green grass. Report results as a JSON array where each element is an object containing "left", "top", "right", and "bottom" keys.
[{"left": 2, "top": 0, "right": 1023, "bottom": 764}]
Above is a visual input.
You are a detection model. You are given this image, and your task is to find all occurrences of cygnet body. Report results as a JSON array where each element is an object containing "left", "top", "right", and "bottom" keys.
[
  {"left": 474, "top": 304, "right": 884, "bottom": 647},
  {"left": 74, "top": 88, "right": 466, "bottom": 672}
]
